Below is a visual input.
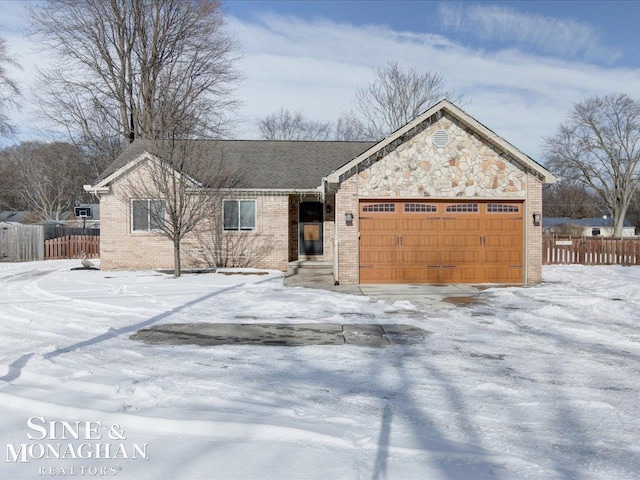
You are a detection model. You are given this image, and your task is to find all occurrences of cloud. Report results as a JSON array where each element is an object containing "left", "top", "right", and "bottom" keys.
[
  {"left": 228, "top": 13, "right": 640, "bottom": 160},
  {"left": 3, "top": 8, "right": 640, "bottom": 162},
  {"left": 438, "top": 3, "right": 621, "bottom": 64}
]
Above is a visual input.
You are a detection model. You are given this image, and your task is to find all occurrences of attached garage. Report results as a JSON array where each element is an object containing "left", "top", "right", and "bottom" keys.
[
  {"left": 359, "top": 200, "right": 523, "bottom": 284},
  {"left": 328, "top": 100, "right": 557, "bottom": 286}
]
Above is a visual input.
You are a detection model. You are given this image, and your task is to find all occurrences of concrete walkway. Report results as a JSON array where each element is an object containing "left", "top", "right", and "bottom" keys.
[{"left": 131, "top": 323, "right": 428, "bottom": 347}]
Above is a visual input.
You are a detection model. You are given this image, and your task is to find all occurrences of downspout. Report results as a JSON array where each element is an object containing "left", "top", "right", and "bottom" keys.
[
  {"left": 323, "top": 178, "right": 339, "bottom": 285},
  {"left": 524, "top": 186, "right": 529, "bottom": 286},
  {"left": 334, "top": 224, "right": 339, "bottom": 285}
]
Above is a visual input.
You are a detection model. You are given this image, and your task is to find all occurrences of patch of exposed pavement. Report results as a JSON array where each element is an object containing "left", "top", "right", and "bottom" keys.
[{"left": 131, "top": 323, "right": 429, "bottom": 347}]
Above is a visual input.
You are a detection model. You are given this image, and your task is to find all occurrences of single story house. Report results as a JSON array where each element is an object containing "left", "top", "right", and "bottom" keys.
[
  {"left": 543, "top": 216, "right": 636, "bottom": 238},
  {"left": 0, "top": 211, "right": 39, "bottom": 224},
  {"left": 86, "top": 100, "right": 556, "bottom": 285},
  {"left": 0, "top": 205, "right": 100, "bottom": 229}
]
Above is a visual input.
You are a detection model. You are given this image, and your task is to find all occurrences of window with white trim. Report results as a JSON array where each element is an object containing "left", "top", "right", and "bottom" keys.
[
  {"left": 131, "top": 199, "right": 165, "bottom": 232},
  {"left": 223, "top": 200, "right": 256, "bottom": 231}
]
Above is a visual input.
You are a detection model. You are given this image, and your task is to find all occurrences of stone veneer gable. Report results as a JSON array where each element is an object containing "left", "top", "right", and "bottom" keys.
[{"left": 357, "top": 115, "right": 527, "bottom": 197}]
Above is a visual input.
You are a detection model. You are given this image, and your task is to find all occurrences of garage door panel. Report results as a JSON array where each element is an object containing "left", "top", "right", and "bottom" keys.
[
  {"left": 359, "top": 200, "right": 523, "bottom": 284},
  {"left": 441, "top": 267, "right": 479, "bottom": 283},
  {"left": 402, "top": 218, "right": 441, "bottom": 230},
  {"left": 361, "top": 235, "right": 397, "bottom": 247},
  {"left": 361, "top": 221, "right": 400, "bottom": 233},
  {"left": 485, "top": 251, "right": 522, "bottom": 263},
  {"left": 485, "top": 218, "right": 522, "bottom": 230},
  {"left": 361, "top": 251, "right": 399, "bottom": 264},
  {"left": 485, "top": 267, "right": 522, "bottom": 283},
  {"left": 484, "top": 235, "right": 521, "bottom": 247},
  {"left": 442, "top": 251, "right": 480, "bottom": 263},
  {"left": 443, "top": 235, "right": 482, "bottom": 247},
  {"left": 360, "top": 267, "right": 399, "bottom": 283},
  {"left": 402, "top": 250, "right": 440, "bottom": 263},
  {"left": 403, "top": 234, "right": 440, "bottom": 247},
  {"left": 402, "top": 267, "right": 441, "bottom": 283},
  {"left": 443, "top": 218, "right": 481, "bottom": 231}
]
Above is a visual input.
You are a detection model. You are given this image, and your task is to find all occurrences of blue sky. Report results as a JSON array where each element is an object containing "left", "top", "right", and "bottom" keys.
[
  {"left": 225, "top": 0, "right": 639, "bottom": 66},
  {"left": 2, "top": 1, "right": 640, "bottom": 160}
]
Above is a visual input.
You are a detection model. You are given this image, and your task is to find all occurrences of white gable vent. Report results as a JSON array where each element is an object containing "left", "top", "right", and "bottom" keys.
[{"left": 432, "top": 129, "right": 450, "bottom": 148}]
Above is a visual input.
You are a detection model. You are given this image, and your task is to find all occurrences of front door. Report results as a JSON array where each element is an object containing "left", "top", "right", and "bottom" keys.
[{"left": 299, "top": 202, "right": 324, "bottom": 255}]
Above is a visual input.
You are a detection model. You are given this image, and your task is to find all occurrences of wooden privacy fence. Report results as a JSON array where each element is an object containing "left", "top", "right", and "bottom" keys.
[
  {"left": 0, "top": 223, "right": 44, "bottom": 262},
  {"left": 43, "top": 225, "right": 100, "bottom": 241},
  {"left": 543, "top": 236, "right": 640, "bottom": 265},
  {"left": 45, "top": 235, "right": 100, "bottom": 260}
]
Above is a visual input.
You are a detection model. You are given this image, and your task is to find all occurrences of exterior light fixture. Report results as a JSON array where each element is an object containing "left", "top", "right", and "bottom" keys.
[
  {"left": 345, "top": 212, "right": 354, "bottom": 224},
  {"left": 533, "top": 213, "right": 541, "bottom": 226}
]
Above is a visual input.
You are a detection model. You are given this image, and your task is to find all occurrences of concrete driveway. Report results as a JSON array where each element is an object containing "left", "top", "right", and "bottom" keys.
[
  {"left": 284, "top": 269, "right": 485, "bottom": 308},
  {"left": 358, "top": 283, "right": 485, "bottom": 307}
]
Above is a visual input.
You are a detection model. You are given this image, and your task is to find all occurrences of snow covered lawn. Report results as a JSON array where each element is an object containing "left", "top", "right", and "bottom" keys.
[{"left": 0, "top": 260, "right": 638, "bottom": 479}]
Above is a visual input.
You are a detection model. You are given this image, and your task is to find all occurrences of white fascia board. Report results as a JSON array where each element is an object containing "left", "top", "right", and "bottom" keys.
[
  {"left": 91, "top": 152, "right": 157, "bottom": 190},
  {"left": 91, "top": 151, "right": 202, "bottom": 190}
]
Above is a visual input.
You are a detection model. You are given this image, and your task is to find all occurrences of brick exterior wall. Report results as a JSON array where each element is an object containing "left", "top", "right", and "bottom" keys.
[
  {"left": 99, "top": 128, "right": 546, "bottom": 283},
  {"left": 525, "top": 175, "right": 543, "bottom": 284},
  {"left": 335, "top": 176, "right": 359, "bottom": 285},
  {"left": 99, "top": 162, "right": 289, "bottom": 271},
  {"left": 100, "top": 191, "right": 174, "bottom": 270}
]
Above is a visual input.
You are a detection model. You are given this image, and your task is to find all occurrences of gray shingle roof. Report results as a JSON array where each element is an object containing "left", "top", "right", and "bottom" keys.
[{"left": 97, "top": 139, "right": 375, "bottom": 190}]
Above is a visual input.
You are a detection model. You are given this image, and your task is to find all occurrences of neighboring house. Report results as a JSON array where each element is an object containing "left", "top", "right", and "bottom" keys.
[
  {"left": 0, "top": 211, "right": 40, "bottom": 224},
  {"left": 0, "top": 206, "right": 100, "bottom": 229},
  {"left": 543, "top": 217, "right": 636, "bottom": 238},
  {"left": 85, "top": 100, "right": 556, "bottom": 285}
]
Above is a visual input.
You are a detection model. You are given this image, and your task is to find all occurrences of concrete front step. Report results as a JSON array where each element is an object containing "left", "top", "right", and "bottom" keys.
[
  {"left": 289, "top": 260, "right": 333, "bottom": 269},
  {"left": 287, "top": 261, "right": 333, "bottom": 276}
]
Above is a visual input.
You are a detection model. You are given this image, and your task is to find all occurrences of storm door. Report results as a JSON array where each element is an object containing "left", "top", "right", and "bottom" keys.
[{"left": 299, "top": 202, "right": 324, "bottom": 255}]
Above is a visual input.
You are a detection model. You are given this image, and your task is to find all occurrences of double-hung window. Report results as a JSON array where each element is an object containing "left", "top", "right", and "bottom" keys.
[
  {"left": 132, "top": 199, "right": 165, "bottom": 232},
  {"left": 223, "top": 200, "right": 256, "bottom": 231}
]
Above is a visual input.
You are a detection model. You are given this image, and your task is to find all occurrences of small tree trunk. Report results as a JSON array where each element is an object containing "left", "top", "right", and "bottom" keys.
[{"left": 173, "top": 239, "right": 181, "bottom": 278}]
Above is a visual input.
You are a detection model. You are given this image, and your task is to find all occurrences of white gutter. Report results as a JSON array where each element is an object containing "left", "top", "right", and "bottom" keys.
[
  {"left": 84, "top": 184, "right": 109, "bottom": 195},
  {"left": 334, "top": 229, "right": 339, "bottom": 286}
]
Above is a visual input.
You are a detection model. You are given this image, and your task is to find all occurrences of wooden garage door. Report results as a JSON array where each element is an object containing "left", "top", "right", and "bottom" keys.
[{"left": 359, "top": 200, "right": 523, "bottom": 284}]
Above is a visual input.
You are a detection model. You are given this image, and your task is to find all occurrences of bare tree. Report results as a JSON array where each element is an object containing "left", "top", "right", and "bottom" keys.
[
  {"left": 121, "top": 139, "right": 239, "bottom": 277},
  {"left": 542, "top": 181, "right": 604, "bottom": 219},
  {"left": 0, "top": 151, "right": 22, "bottom": 210},
  {"left": 544, "top": 94, "right": 640, "bottom": 237},
  {"left": 257, "top": 108, "right": 333, "bottom": 140},
  {"left": 29, "top": 0, "right": 240, "bottom": 168},
  {"left": 0, "top": 142, "right": 88, "bottom": 221},
  {"left": 341, "top": 61, "right": 460, "bottom": 140},
  {"left": 0, "top": 33, "right": 20, "bottom": 138}
]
